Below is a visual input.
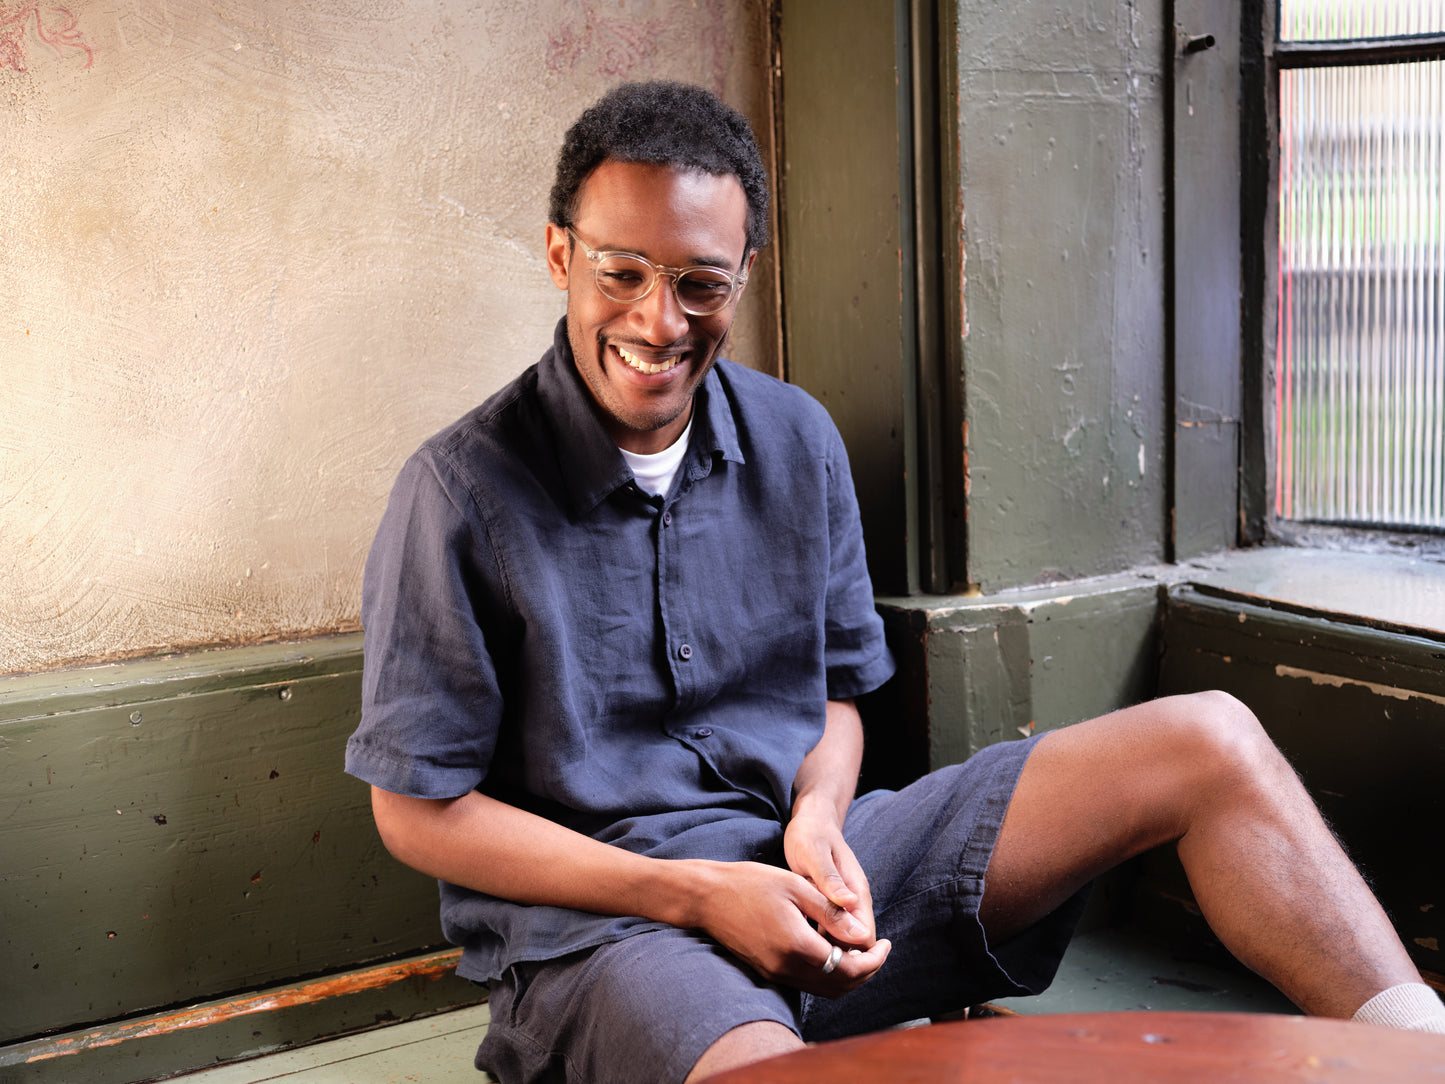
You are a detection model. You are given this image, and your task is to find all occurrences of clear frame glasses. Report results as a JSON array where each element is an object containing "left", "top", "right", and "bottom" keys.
[{"left": 566, "top": 226, "right": 748, "bottom": 316}]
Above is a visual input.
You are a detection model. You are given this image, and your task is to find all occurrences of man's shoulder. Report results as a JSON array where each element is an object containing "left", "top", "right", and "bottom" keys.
[
  {"left": 421, "top": 363, "right": 544, "bottom": 461},
  {"left": 387, "top": 363, "right": 551, "bottom": 510}
]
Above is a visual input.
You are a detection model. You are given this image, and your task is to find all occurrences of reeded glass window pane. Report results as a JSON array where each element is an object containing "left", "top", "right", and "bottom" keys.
[
  {"left": 1276, "top": 60, "right": 1445, "bottom": 529},
  {"left": 1280, "top": 0, "right": 1445, "bottom": 42}
]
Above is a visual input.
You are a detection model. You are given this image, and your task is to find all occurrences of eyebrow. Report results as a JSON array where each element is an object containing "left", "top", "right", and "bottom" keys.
[{"left": 590, "top": 238, "right": 745, "bottom": 271}]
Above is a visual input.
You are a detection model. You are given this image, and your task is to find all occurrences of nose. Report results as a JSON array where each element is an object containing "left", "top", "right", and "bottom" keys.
[{"left": 631, "top": 274, "right": 691, "bottom": 343}]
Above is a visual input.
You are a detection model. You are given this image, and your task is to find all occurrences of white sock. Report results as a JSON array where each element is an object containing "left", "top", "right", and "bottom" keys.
[{"left": 1352, "top": 983, "right": 1445, "bottom": 1034}]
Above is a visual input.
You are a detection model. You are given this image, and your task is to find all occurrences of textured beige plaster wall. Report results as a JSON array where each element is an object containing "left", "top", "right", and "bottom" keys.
[{"left": 1, "top": 0, "right": 778, "bottom": 674}]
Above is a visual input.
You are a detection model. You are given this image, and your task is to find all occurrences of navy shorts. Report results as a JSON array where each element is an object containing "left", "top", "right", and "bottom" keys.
[{"left": 476, "top": 733, "right": 1088, "bottom": 1084}]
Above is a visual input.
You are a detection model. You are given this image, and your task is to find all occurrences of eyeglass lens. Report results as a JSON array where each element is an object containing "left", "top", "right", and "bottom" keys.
[{"left": 594, "top": 254, "right": 736, "bottom": 315}]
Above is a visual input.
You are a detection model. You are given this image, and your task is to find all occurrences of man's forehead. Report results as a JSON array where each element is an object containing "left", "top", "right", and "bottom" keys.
[{"left": 571, "top": 160, "right": 749, "bottom": 260}]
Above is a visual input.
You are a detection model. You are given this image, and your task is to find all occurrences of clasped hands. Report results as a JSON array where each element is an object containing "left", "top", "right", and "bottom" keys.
[{"left": 691, "top": 807, "right": 891, "bottom": 998}]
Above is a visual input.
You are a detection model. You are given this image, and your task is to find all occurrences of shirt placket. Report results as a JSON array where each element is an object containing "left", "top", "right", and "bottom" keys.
[
  {"left": 658, "top": 453, "right": 731, "bottom": 757},
  {"left": 656, "top": 492, "right": 697, "bottom": 713}
]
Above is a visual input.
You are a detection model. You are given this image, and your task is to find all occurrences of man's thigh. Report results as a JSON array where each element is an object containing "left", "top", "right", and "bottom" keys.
[
  {"left": 977, "top": 692, "right": 1274, "bottom": 944},
  {"left": 802, "top": 733, "right": 1088, "bottom": 1042},
  {"left": 477, "top": 927, "right": 800, "bottom": 1084}
]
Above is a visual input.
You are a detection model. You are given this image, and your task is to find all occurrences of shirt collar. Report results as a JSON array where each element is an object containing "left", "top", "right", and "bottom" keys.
[{"left": 536, "top": 318, "right": 744, "bottom": 518}]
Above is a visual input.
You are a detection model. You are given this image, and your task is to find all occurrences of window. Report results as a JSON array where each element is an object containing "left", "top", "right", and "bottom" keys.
[{"left": 1273, "top": 0, "right": 1445, "bottom": 532}]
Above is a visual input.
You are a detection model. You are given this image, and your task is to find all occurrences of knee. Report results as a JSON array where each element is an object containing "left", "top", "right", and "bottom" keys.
[{"left": 1160, "top": 690, "right": 1286, "bottom": 790}]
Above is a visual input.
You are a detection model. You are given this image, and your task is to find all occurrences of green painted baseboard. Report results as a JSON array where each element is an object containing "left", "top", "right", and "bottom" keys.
[
  {"left": 0, "top": 636, "right": 455, "bottom": 1049},
  {"left": 0, "top": 949, "right": 483, "bottom": 1084}
]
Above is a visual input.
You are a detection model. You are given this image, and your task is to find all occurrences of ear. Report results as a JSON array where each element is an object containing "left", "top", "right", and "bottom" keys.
[
  {"left": 545, "top": 223, "right": 570, "bottom": 290},
  {"left": 737, "top": 249, "right": 758, "bottom": 295}
]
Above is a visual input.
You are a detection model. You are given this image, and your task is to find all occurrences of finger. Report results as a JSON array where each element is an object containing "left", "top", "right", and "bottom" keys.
[
  {"left": 820, "top": 936, "right": 884, "bottom": 971},
  {"left": 825, "top": 845, "right": 876, "bottom": 937},
  {"left": 829, "top": 838, "right": 871, "bottom": 905},
  {"left": 787, "top": 829, "right": 870, "bottom": 925},
  {"left": 813, "top": 864, "right": 860, "bottom": 907},
  {"left": 807, "top": 834, "right": 873, "bottom": 920},
  {"left": 802, "top": 939, "right": 892, "bottom": 997},
  {"left": 790, "top": 833, "right": 859, "bottom": 906},
  {"left": 809, "top": 894, "right": 872, "bottom": 946},
  {"left": 838, "top": 938, "right": 890, "bottom": 978},
  {"left": 817, "top": 860, "right": 875, "bottom": 943}
]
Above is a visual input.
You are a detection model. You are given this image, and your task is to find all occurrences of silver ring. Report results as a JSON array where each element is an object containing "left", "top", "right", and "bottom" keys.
[{"left": 821, "top": 945, "right": 844, "bottom": 974}]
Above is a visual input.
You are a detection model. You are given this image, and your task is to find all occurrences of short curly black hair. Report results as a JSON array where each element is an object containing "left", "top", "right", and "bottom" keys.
[{"left": 549, "top": 80, "right": 770, "bottom": 254}]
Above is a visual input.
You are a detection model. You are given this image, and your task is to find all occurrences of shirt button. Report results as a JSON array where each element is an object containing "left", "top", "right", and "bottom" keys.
[
  {"left": 662, "top": 511, "right": 673, "bottom": 527},
  {"left": 694, "top": 727, "right": 713, "bottom": 739},
  {"left": 677, "top": 643, "right": 692, "bottom": 661}
]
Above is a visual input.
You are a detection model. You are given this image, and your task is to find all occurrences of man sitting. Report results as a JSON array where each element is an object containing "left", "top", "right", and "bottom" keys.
[{"left": 346, "top": 80, "right": 1442, "bottom": 1084}]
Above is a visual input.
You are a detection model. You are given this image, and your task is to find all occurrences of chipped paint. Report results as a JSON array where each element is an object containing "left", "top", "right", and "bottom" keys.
[
  {"left": 1274, "top": 665, "right": 1445, "bottom": 708},
  {"left": 23, "top": 950, "right": 463, "bottom": 1062}
]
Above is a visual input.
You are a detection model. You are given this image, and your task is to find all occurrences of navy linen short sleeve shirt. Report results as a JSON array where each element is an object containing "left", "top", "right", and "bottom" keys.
[{"left": 346, "top": 320, "right": 895, "bottom": 983}]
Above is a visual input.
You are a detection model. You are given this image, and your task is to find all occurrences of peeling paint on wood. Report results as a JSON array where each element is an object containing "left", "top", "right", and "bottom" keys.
[
  {"left": 20, "top": 950, "right": 464, "bottom": 1064},
  {"left": 1275, "top": 665, "right": 1445, "bottom": 709}
]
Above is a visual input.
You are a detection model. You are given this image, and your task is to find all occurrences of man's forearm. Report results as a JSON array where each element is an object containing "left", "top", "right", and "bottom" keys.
[
  {"left": 782, "top": 698, "right": 876, "bottom": 947},
  {"left": 371, "top": 785, "right": 713, "bottom": 929},
  {"left": 791, "top": 699, "right": 865, "bottom": 825}
]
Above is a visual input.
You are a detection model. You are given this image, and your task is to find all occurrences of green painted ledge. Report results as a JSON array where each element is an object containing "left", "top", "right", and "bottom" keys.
[
  {"left": 864, "top": 569, "right": 1169, "bottom": 788},
  {"left": 864, "top": 546, "right": 1445, "bottom": 781},
  {"left": 1, "top": 634, "right": 368, "bottom": 720},
  {"left": 0, "top": 634, "right": 459, "bottom": 1056}
]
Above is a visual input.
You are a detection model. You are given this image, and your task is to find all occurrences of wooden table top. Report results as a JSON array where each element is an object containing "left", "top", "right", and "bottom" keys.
[{"left": 705, "top": 1012, "right": 1445, "bottom": 1082}]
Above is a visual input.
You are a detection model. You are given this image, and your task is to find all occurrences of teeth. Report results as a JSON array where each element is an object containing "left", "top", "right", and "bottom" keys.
[{"left": 616, "top": 345, "right": 680, "bottom": 375}]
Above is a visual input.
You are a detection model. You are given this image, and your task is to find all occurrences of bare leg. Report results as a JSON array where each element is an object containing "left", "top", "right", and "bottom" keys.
[
  {"left": 686, "top": 1021, "right": 804, "bottom": 1082},
  {"left": 980, "top": 691, "right": 1420, "bottom": 1018}
]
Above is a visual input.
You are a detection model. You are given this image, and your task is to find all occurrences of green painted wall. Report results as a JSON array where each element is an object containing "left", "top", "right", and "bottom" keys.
[
  {"left": 954, "top": 1, "right": 1169, "bottom": 591},
  {"left": 781, "top": 0, "right": 1178, "bottom": 594},
  {"left": 1172, "top": 0, "right": 1244, "bottom": 559},
  {"left": 779, "top": 0, "right": 1183, "bottom": 789},
  {"left": 778, "top": 0, "right": 914, "bottom": 596},
  {"left": 0, "top": 637, "right": 443, "bottom": 1046}
]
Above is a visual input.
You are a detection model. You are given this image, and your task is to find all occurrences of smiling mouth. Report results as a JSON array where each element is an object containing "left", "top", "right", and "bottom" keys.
[{"left": 615, "top": 344, "right": 682, "bottom": 375}]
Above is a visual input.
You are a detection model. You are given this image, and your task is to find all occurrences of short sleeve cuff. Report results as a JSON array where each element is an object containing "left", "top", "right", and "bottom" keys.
[
  {"left": 344, "top": 734, "right": 484, "bottom": 800},
  {"left": 825, "top": 643, "right": 896, "bottom": 702}
]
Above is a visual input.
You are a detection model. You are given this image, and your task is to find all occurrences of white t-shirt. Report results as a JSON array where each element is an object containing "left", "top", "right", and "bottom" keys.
[{"left": 618, "top": 419, "right": 693, "bottom": 497}]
